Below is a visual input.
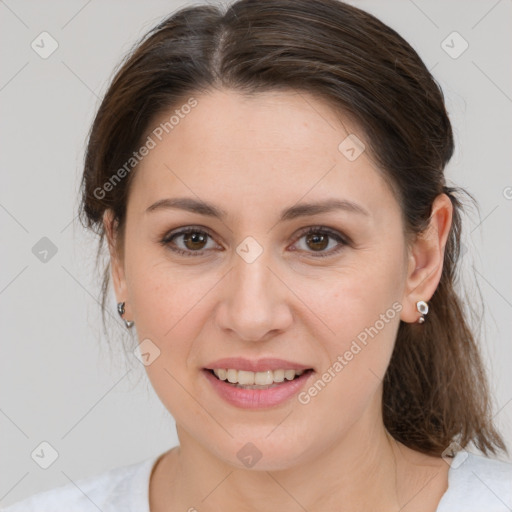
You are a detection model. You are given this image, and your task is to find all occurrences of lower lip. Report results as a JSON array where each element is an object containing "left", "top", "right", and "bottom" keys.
[{"left": 202, "top": 369, "right": 314, "bottom": 409}]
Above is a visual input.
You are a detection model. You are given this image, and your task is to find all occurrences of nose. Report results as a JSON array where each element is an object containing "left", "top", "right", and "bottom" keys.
[{"left": 215, "top": 249, "right": 293, "bottom": 342}]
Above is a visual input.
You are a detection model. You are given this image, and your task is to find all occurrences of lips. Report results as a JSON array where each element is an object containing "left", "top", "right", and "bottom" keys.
[
  {"left": 202, "top": 367, "right": 314, "bottom": 409},
  {"left": 202, "top": 357, "right": 315, "bottom": 409},
  {"left": 204, "top": 357, "right": 313, "bottom": 373}
]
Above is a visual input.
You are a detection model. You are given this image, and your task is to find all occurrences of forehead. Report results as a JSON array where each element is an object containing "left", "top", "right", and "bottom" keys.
[{"left": 128, "top": 88, "right": 397, "bottom": 221}]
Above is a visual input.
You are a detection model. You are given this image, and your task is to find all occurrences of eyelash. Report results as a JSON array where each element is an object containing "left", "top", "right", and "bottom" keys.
[{"left": 159, "top": 225, "right": 349, "bottom": 258}]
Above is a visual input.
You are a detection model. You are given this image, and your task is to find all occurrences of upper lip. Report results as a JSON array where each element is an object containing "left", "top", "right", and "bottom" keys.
[{"left": 204, "top": 357, "right": 313, "bottom": 372}]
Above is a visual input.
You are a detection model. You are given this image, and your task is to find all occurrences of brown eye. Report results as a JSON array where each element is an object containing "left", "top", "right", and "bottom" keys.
[
  {"left": 161, "top": 227, "right": 219, "bottom": 256},
  {"left": 182, "top": 231, "right": 208, "bottom": 251},
  {"left": 291, "top": 226, "right": 348, "bottom": 258},
  {"left": 305, "top": 232, "right": 329, "bottom": 251}
]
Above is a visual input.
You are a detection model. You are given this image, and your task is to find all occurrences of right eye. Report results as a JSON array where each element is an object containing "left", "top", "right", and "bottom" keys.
[{"left": 160, "top": 227, "right": 221, "bottom": 257}]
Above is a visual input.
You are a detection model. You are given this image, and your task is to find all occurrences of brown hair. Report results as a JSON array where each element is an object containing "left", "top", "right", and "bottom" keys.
[{"left": 79, "top": 0, "right": 507, "bottom": 457}]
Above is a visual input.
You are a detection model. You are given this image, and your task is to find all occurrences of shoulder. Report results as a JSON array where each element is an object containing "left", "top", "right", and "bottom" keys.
[
  {"left": 0, "top": 455, "right": 159, "bottom": 512},
  {"left": 437, "top": 451, "right": 512, "bottom": 511}
]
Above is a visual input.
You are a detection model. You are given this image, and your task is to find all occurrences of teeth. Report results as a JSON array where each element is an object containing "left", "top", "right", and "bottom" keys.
[
  {"left": 284, "top": 369, "right": 296, "bottom": 380},
  {"left": 238, "top": 370, "right": 255, "bottom": 385},
  {"left": 212, "top": 368, "right": 306, "bottom": 385},
  {"left": 273, "top": 369, "right": 285, "bottom": 382},
  {"left": 215, "top": 368, "right": 227, "bottom": 380}
]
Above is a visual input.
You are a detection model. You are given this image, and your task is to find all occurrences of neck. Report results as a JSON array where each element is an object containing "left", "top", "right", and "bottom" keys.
[{"left": 162, "top": 412, "right": 411, "bottom": 511}]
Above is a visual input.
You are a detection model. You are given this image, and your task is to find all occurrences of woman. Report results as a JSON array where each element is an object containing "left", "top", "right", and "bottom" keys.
[{"left": 3, "top": 0, "right": 511, "bottom": 510}]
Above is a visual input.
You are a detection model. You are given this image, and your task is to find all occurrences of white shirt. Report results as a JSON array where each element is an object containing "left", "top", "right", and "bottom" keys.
[{"left": 1, "top": 450, "right": 511, "bottom": 511}]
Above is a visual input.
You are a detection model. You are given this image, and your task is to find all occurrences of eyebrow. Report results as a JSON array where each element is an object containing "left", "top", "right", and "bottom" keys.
[{"left": 145, "top": 197, "right": 370, "bottom": 221}]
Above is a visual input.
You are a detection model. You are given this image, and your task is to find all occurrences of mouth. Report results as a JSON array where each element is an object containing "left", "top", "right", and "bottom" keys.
[{"left": 202, "top": 366, "right": 315, "bottom": 409}]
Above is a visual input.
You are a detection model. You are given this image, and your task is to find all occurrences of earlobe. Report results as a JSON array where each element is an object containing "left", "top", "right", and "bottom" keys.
[{"left": 400, "top": 193, "right": 453, "bottom": 323}]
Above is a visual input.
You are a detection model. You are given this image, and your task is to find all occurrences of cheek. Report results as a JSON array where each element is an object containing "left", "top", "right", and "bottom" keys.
[
  {"left": 302, "top": 248, "right": 404, "bottom": 395},
  {"left": 301, "top": 247, "right": 404, "bottom": 344},
  {"left": 296, "top": 280, "right": 401, "bottom": 436},
  {"left": 125, "top": 245, "right": 215, "bottom": 339},
  {"left": 124, "top": 250, "right": 221, "bottom": 392},
  {"left": 126, "top": 260, "right": 211, "bottom": 422}
]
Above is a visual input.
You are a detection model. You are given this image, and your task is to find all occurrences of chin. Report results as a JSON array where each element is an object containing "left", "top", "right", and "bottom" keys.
[{"left": 206, "top": 431, "right": 319, "bottom": 472}]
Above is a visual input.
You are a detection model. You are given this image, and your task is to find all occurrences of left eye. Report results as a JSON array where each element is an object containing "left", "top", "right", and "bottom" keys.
[{"left": 290, "top": 227, "right": 347, "bottom": 257}]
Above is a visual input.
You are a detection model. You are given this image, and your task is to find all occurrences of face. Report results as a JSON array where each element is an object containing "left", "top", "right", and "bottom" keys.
[{"left": 107, "top": 88, "right": 413, "bottom": 470}]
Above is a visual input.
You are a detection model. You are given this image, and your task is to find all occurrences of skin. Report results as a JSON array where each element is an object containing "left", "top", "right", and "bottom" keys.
[{"left": 104, "top": 88, "right": 453, "bottom": 511}]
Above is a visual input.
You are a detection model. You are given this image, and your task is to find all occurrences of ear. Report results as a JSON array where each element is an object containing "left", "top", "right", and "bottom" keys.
[
  {"left": 103, "top": 209, "right": 128, "bottom": 309},
  {"left": 400, "top": 193, "right": 453, "bottom": 323}
]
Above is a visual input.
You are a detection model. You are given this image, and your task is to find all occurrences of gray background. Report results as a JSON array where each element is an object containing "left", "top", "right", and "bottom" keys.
[{"left": 1, "top": 0, "right": 511, "bottom": 506}]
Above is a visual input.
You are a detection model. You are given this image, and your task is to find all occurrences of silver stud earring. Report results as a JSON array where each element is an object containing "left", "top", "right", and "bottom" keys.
[
  {"left": 117, "top": 302, "right": 134, "bottom": 329},
  {"left": 416, "top": 300, "right": 429, "bottom": 324}
]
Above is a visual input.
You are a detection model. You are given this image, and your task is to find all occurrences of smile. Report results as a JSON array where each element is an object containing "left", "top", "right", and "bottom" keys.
[{"left": 203, "top": 368, "right": 314, "bottom": 408}]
